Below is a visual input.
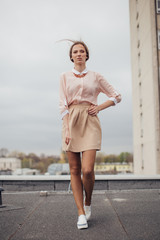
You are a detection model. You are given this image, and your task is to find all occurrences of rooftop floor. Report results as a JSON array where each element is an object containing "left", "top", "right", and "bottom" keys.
[{"left": 0, "top": 189, "right": 160, "bottom": 240}]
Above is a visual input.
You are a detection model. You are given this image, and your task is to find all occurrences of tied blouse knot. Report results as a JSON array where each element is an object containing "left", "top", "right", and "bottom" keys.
[{"left": 59, "top": 68, "right": 121, "bottom": 119}]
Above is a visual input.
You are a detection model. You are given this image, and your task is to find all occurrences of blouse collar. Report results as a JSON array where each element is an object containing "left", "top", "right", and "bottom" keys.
[{"left": 72, "top": 68, "right": 88, "bottom": 75}]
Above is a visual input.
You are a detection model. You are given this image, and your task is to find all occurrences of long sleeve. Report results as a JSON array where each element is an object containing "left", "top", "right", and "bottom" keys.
[
  {"left": 59, "top": 74, "right": 69, "bottom": 119},
  {"left": 97, "top": 73, "right": 121, "bottom": 105},
  {"left": 59, "top": 70, "right": 121, "bottom": 119}
]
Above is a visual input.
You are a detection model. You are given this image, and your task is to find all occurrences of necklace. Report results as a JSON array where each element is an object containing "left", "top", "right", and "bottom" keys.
[{"left": 73, "top": 73, "right": 87, "bottom": 78}]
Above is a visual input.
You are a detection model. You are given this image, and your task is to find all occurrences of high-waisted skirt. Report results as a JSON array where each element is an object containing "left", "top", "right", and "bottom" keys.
[{"left": 62, "top": 103, "right": 102, "bottom": 152}]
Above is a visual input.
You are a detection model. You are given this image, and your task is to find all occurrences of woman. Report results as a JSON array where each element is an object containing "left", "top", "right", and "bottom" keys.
[{"left": 59, "top": 41, "right": 121, "bottom": 229}]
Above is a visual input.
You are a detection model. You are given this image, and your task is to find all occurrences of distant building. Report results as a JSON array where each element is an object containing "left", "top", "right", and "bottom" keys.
[
  {"left": 94, "top": 163, "right": 133, "bottom": 174},
  {"left": 48, "top": 163, "right": 70, "bottom": 175},
  {"left": 129, "top": 0, "right": 160, "bottom": 174},
  {"left": 12, "top": 168, "right": 40, "bottom": 175},
  {"left": 0, "top": 158, "right": 21, "bottom": 172}
]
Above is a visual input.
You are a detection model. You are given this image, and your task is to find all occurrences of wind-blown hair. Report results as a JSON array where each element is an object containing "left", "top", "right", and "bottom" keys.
[{"left": 56, "top": 39, "right": 89, "bottom": 62}]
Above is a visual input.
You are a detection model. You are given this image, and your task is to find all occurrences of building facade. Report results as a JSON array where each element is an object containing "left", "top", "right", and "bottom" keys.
[
  {"left": 94, "top": 163, "right": 133, "bottom": 174},
  {"left": 129, "top": 0, "right": 160, "bottom": 174},
  {"left": 0, "top": 158, "right": 21, "bottom": 171}
]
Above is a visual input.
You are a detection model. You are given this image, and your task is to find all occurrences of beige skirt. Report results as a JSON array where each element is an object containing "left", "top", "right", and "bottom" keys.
[{"left": 62, "top": 103, "right": 102, "bottom": 152}]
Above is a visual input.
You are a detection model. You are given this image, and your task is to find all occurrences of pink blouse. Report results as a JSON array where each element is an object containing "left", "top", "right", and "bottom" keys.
[{"left": 59, "top": 69, "right": 121, "bottom": 119}]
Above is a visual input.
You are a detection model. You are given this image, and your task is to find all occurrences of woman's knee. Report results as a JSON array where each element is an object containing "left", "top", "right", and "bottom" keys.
[
  {"left": 70, "top": 166, "right": 81, "bottom": 176},
  {"left": 82, "top": 168, "right": 94, "bottom": 178},
  {"left": 67, "top": 152, "right": 81, "bottom": 176}
]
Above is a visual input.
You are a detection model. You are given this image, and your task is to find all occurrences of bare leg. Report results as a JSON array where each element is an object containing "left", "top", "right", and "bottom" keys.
[
  {"left": 67, "top": 151, "right": 85, "bottom": 216},
  {"left": 82, "top": 150, "right": 96, "bottom": 206}
]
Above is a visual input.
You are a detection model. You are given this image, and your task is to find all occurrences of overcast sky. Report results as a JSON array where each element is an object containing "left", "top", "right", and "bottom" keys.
[{"left": 0, "top": 0, "right": 133, "bottom": 156}]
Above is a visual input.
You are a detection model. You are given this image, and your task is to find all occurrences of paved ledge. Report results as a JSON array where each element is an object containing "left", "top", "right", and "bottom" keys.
[
  {"left": 0, "top": 175, "right": 160, "bottom": 191},
  {"left": 1, "top": 174, "right": 160, "bottom": 181}
]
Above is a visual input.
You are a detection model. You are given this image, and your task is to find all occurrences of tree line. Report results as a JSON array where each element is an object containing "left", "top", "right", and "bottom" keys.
[
  {"left": 0, "top": 148, "right": 133, "bottom": 174},
  {"left": 96, "top": 152, "right": 133, "bottom": 164}
]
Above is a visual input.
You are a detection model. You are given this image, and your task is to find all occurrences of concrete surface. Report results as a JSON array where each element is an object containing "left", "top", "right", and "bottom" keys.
[{"left": 0, "top": 189, "right": 160, "bottom": 240}]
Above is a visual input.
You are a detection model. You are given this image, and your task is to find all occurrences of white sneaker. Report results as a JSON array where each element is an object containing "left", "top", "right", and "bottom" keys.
[
  {"left": 84, "top": 205, "right": 91, "bottom": 221},
  {"left": 77, "top": 214, "right": 88, "bottom": 230}
]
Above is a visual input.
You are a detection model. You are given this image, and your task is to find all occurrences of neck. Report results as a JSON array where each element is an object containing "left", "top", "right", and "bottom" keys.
[{"left": 74, "top": 64, "right": 86, "bottom": 73}]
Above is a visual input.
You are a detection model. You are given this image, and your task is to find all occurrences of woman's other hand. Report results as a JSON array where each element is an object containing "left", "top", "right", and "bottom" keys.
[
  {"left": 65, "top": 127, "right": 71, "bottom": 145},
  {"left": 88, "top": 104, "right": 99, "bottom": 116}
]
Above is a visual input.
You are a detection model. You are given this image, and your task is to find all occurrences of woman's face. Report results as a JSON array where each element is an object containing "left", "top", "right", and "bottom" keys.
[{"left": 71, "top": 44, "right": 87, "bottom": 65}]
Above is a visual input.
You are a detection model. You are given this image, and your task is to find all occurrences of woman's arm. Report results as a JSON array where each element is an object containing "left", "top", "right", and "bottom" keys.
[
  {"left": 59, "top": 74, "right": 69, "bottom": 119},
  {"left": 59, "top": 74, "right": 71, "bottom": 144},
  {"left": 88, "top": 100, "right": 114, "bottom": 116},
  {"left": 63, "top": 113, "right": 71, "bottom": 145},
  {"left": 88, "top": 73, "right": 121, "bottom": 116}
]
